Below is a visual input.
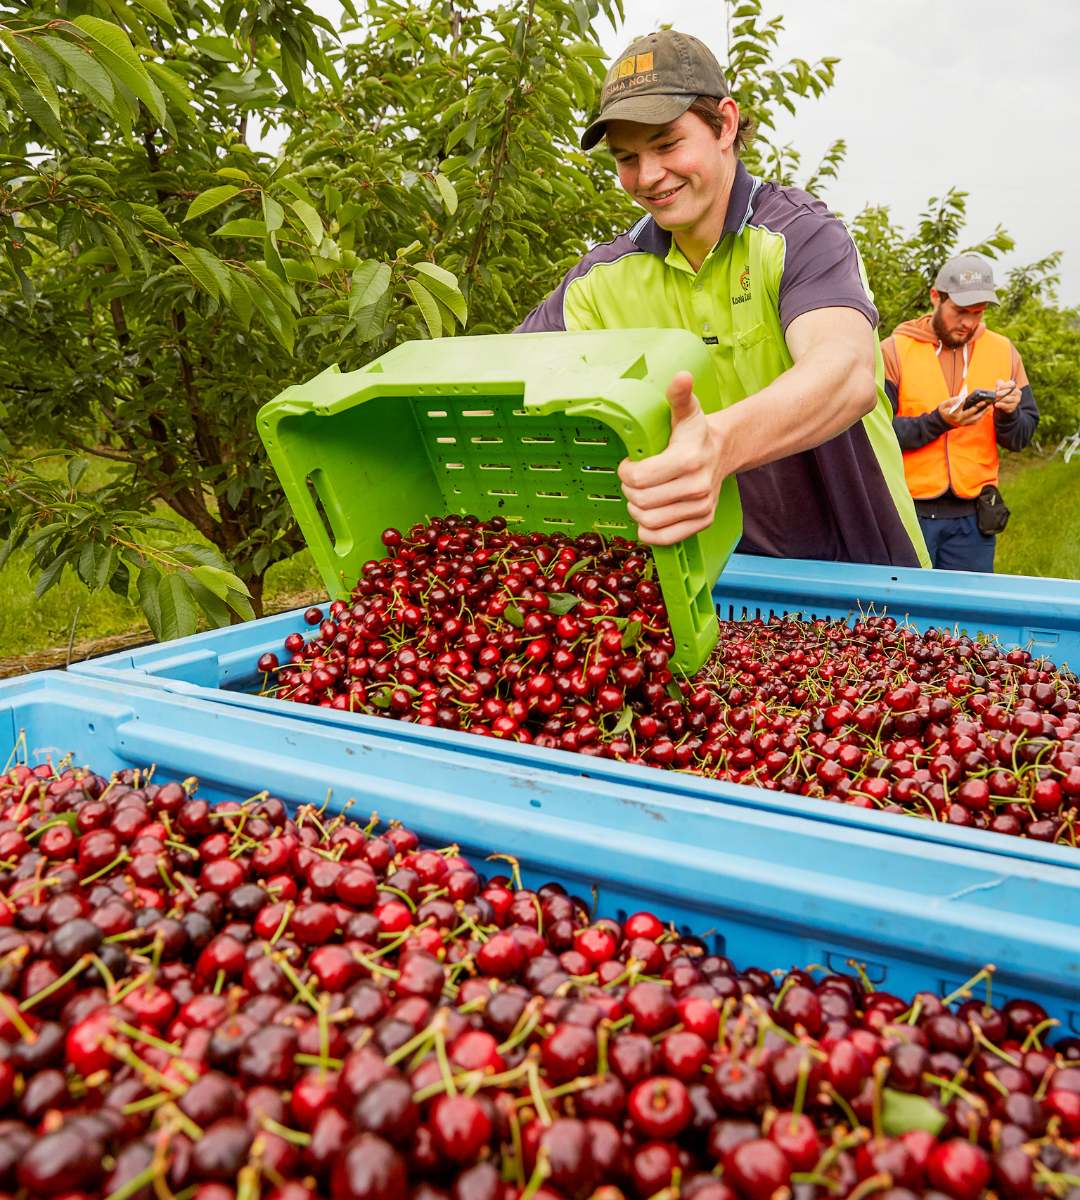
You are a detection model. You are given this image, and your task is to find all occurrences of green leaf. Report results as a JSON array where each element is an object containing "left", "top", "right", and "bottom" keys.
[
  {"left": 503, "top": 604, "right": 524, "bottom": 628},
  {"left": 349, "top": 260, "right": 391, "bottom": 317},
  {"left": 406, "top": 278, "right": 441, "bottom": 339},
  {"left": 611, "top": 706, "right": 634, "bottom": 735},
  {"left": 289, "top": 198, "right": 323, "bottom": 246},
  {"left": 137, "top": 564, "right": 163, "bottom": 638},
  {"left": 190, "top": 564, "right": 240, "bottom": 601},
  {"left": 35, "top": 549, "right": 73, "bottom": 598},
  {"left": 130, "top": 202, "right": 179, "bottom": 237},
  {"left": 10, "top": 73, "right": 65, "bottom": 142},
  {"left": 42, "top": 35, "right": 119, "bottom": 120},
  {"left": 371, "top": 685, "right": 393, "bottom": 709},
  {"left": 145, "top": 61, "right": 195, "bottom": 122},
  {"left": 167, "top": 246, "right": 219, "bottom": 300},
  {"left": 262, "top": 193, "right": 284, "bottom": 233},
  {"left": 433, "top": 172, "right": 458, "bottom": 215},
  {"left": 212, "top": 218, "right": 266, "bottom": 239},
  {"left": 130, "top": 0, "right": 176, "bottom": 26},
  {"left": 102, "top": 223, "right": 132, "bottom": 274},
  {"left": 620, "top": 619, "right": 643, "bottom": 649},
  {"left": 881, "top": 1089, "right": 947, "bottom": 1137},
  {"left": 352, "top": 291, "right": 391, "bottom": 342},
  {"left": 184, "top": 184, "right": 241, "bottom": 222},
  {"left": 227, "top": 270, "right": 254, "bottom": 328},
  {"left": 156, "top": 572, "right": 198, "bottom": 640},
  {"left": 412, "top": 261, "right": 467, "bottom": 324},
  {"left": 546, "top": 592, "right": 581, "bottom": 615},
  {"left": 71, "top": 16, "right": 167, "bottom": 125},
  {"left": 1, "top": 31, "right": 62, "bottom": 121},
  {"left": 185, "top": 575, "right": 230, "bottom": 627},
  {"left": 66, "top": 457, "right": 89, "bottom": 489},
  {"left": 665, "top": 679, "right": 685, "bottom": 703},
  {"left": 263, "top": 232, "right": 288, "bottom": 283},
  {"left": 562, "top": 558, "right": 592, "bottom": 583}
]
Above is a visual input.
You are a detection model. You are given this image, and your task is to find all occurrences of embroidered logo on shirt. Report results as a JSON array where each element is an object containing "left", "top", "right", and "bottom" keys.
[{"left": 732, "top": 264, "right": 752, "bottom": 305}]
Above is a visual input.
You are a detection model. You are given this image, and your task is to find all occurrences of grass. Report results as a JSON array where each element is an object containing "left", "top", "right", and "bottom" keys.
[
  {"left": 2, "top": 452, "right": 1078, "bottom": 661},
  {"left": 996, "top": 453, "right": 1080, "bottom": 579}
]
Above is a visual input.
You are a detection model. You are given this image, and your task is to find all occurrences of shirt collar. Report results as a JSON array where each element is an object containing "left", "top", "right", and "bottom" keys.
[{"left": 629, "top": 160, "right": 759, "bottom": 264}]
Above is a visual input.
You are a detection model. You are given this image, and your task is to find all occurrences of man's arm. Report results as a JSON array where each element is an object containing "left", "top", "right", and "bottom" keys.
[
  {"left": 993, "top": 350, "right": 1039, "bottom": 451},
  {"left": 618, "top": 307, "right": 877, "bottom": 546}
]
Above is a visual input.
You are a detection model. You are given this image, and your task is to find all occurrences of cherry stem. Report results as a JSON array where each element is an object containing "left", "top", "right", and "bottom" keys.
[
  {"left": 968, "top": 1021, "right": 1020, "bottom": 1066},
  {"left": 20, "top": 952, "right": 91, "bottom": 1011},
  {"left": 486, "top": 852, "right": 523, "bottom": 891},
  {"left": 520, "top": 1145, "right": 551, "bottom": 1200},
  {"left": 1022, "top": 1017, "right": 1060, "bottom": 1051},
  {"left": 526, "top": 1056, "right": 552, "bottom": 1125},
  {"left": 940, "top": 964, "right": 995, "bottom": 1009},
  {"left": 103, "top": 1161, "right": 166, "bottom": 1200},
  {"left": 259, "top": 1115, "right": 312, "bottom": 1147},
  {"left": 0, "top": 990, "right": 36, "bottom": 1041},
  {"left": 847, "top": 1171, "right": 893, "bottom": 1200},
  {"left": 115, "top": 1021, "right": 181, "bottom": 1057}
]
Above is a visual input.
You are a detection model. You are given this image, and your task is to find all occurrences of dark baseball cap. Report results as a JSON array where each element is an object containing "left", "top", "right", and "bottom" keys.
[
  {"left": 580, "top": 30, "right": 729, "bottom": 151},
  {"left": 934, "top": 253, "right": 998, "bottom": 306}
]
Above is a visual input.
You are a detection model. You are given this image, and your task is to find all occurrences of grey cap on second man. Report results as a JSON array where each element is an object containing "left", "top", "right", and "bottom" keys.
[
  {"left": 934, "top": 253, "right": 998, "bottom": 306},
  {"left": 580, "top": 30, "right": 729, "bottom": 151}
]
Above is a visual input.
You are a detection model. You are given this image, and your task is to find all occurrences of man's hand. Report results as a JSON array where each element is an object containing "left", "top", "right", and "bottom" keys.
[
  {"left": 994, "top": 378, "right": 1022, "bottom": 414},
  {"left": 939, "top": 394, "right": 988, "bottom": 428},
  {"left": 617, "top": 371, "right": 728, "bottom": 546}
]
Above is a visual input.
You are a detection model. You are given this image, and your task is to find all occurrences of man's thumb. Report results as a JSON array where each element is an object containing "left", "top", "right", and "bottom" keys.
[{"left": 666, "top": 371, "right": 702, "bottom": 429}]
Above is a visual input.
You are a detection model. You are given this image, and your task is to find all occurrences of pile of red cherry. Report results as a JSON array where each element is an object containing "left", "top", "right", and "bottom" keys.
[
  {"left": 258, "top": 517, "right": 1080, "bottom": 844},
  {"left": 1, "top": 758, "right": 1079, "bottom": 1200}
]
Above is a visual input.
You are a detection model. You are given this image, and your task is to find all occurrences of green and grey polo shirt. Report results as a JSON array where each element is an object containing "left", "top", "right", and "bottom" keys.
[{"left": 516, "top": 161, "right": 928, "bottom": 568}]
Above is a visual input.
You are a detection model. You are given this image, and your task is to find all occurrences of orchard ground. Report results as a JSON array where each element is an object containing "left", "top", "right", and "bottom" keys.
[{"left": 1, "top": 451, "right": 1077, "bottom": 669}]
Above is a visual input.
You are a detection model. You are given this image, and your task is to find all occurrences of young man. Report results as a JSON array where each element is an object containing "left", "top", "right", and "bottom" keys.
[
  {"left": 883, "top": 254, "right": 1039, "bottom": 572},
  {"left": 517, "top": 30, "right": 929, "bottom": 568}
]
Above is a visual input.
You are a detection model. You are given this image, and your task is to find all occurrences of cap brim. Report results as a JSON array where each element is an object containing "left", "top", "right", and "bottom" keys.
[
  {"left": 580, "top": 93, "right": 696, "bottom": 151},
  {"left": 949, "top": 289, "right": 998, "bottom": 306}
]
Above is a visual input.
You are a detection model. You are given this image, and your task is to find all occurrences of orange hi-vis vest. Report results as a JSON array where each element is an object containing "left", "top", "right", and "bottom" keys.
[{"left": 895, "top": 329, "right": 1012, "bottom": 499}]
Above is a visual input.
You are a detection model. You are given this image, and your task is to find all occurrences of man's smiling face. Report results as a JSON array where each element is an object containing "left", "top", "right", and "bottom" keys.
[{"left": 607, "top": 110, "right": 729, "bottom": 236}]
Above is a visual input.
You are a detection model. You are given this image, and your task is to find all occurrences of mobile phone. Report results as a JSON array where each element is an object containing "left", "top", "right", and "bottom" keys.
[{"left": 961, "top": 388, "right": 996, "bottom": 412}]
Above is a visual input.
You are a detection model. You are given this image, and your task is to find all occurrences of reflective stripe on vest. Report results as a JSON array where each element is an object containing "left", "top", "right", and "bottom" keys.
[{"left": 895, "top": 330, "right": 1012, "bottom": 499}]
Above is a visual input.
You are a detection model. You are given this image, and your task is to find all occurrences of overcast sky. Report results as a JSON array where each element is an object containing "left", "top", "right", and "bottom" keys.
[{"left": 599, "top": 1, "right": 1080, "bottom": 306}]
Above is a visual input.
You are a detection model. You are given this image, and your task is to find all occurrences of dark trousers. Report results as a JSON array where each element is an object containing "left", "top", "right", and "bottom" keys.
[{"left": 917, "top": 513, "right": 996, "bottom": 572}]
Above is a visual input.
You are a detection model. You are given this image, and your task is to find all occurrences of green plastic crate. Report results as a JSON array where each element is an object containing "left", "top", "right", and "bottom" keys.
[{"left": 258, "top": 329, "right": 743, "bottom": 673}]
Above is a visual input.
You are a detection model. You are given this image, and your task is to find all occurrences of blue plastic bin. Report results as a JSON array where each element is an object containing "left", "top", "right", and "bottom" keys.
[
  {"left": 69, "top": 555, "right": 1080, "bottom": 868},
  {"left": 4, "top": 672, "right": 1080, "bottom": 1027}
]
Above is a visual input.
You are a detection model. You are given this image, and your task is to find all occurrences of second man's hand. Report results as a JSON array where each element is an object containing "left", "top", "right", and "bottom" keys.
[{"left": 617, "top": 371, "right": 728, "bottom": 546}]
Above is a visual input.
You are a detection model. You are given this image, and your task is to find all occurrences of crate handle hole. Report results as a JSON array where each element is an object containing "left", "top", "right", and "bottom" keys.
[
  {"left": 488, "top": 488, "right": 519, "bottom": 497},
  {"left": 536, "top": 491, "right": 568, "bottom": 499},
  {"left": 520, "top": 436, "right": 556, "bottom": 445},
  {"left": 444, "top": 462, "right": 465, "bottom": 471},
  {"left": 471, "top": 436, "right": 504, "bottom": 445},
  {"left": 575, "top": 437, "right": 609, "bottom": 446},
  {"left": 478, "top": 463, "right": 512, "bottom": 471},
  {"left": 305, "top": 470, "right": 352, "bottom": 556},
  {"left": 543, "top": 517, "right": 573, "bottom": 526},
  {"left": 435, "top": 436, "right": 457, "bottom": 444},
  {"left": 530, "top": 799, "right": 541, "bottom": 809},
  {"left": 587, "top": 493, "right": 621, "bottom": 503},
  {"left": 426, "top": 410, "right": 448, "bottom": 418},
  {"left": 581, "top": 465, "right": 615, "bottom": 474},
  {"left": 462, "top": 409, "right": 495, "bottom": 417},
  {"left": 596, "top": 521, "right": 629, "bottom": 531},
  {"left": 528, "top": 463, "right": 562, "bottom": 472}
]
